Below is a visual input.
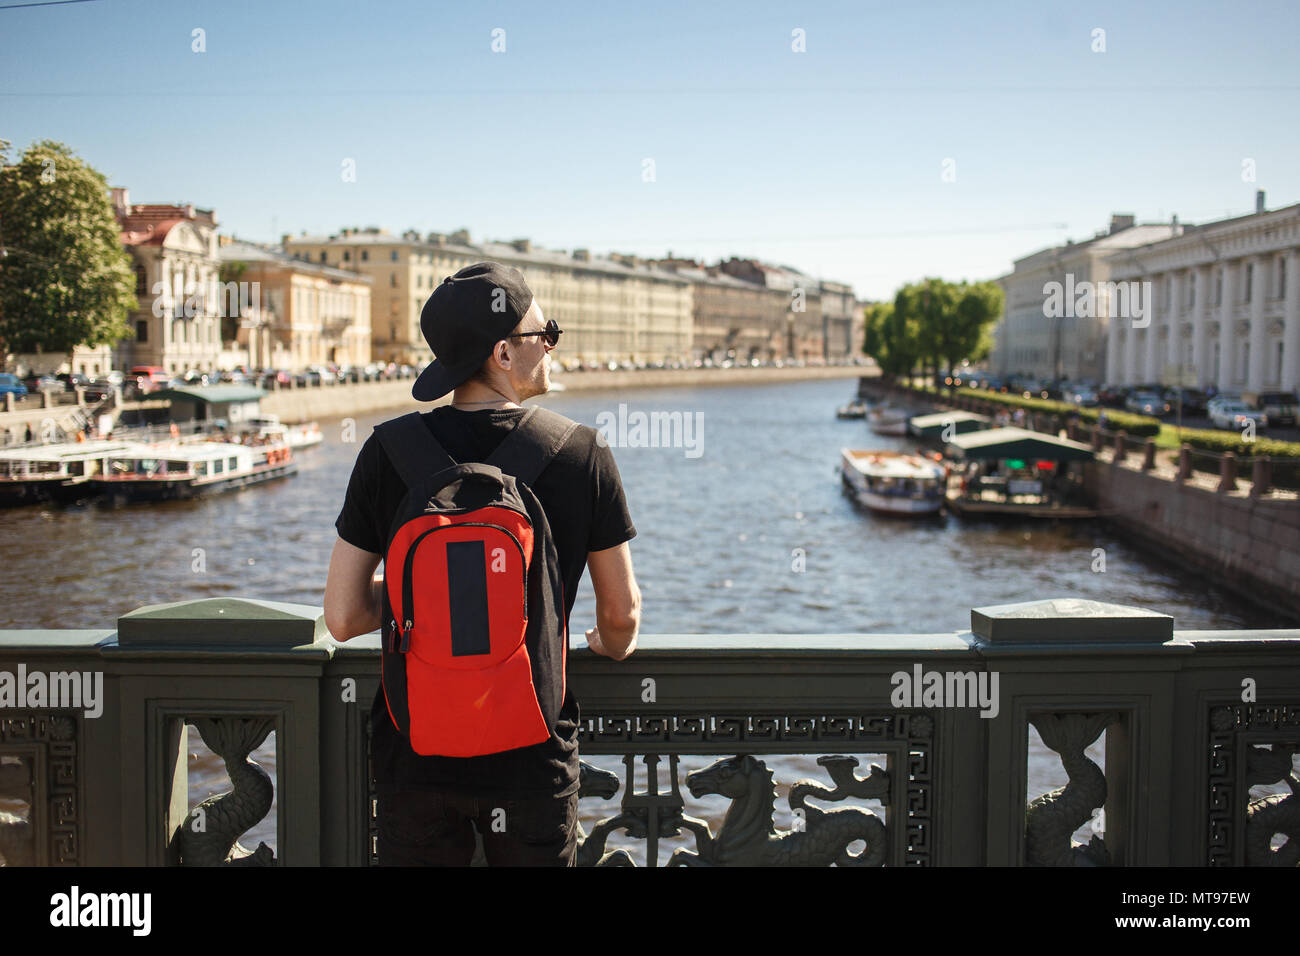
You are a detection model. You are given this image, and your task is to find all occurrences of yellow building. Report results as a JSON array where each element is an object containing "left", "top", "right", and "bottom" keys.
[
  {"left": 284, "top": 229, "right": 693, "bottom": 366},
  {"left": 219, "top": 239, "right": 372, "bottom": 369}
]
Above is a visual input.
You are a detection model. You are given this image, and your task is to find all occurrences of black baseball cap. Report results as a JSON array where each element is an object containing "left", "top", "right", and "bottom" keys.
[{"left": 411, "top": 261, "right": 535, "bottom": 402}]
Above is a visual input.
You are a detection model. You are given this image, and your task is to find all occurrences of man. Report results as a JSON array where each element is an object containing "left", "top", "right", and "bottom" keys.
[{"left": 324, "top": 261, "right": 641, "bottom": 866}]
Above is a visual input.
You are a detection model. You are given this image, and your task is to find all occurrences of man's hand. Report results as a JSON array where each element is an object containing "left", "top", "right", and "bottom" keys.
[{"left": 585, "top": 626, "right": 608, "bottom": 656}]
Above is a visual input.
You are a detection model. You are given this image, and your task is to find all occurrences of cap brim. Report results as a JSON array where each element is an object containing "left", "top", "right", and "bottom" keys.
[{"left": 411, "top": 357, "right": 480, "bottom": 403}]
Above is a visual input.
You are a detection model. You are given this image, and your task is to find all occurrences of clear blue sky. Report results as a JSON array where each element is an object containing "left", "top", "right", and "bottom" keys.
[{"left": 2, "top": 0, "right": 1297, "bottom": 300}]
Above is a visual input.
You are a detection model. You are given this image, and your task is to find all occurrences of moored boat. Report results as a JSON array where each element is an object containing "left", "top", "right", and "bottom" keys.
[
  {"left": 0, "top": 441, "right": 144, "bottom": 507},
  {"left": 91, "top": 439, "right": 297, "bottom": 503},
  {"left": 836, "top": 399, "right": 868, "bottom": 419},
  {"left": 840, "top": 448, "right": 946, "bottom": 515},
  {"left": 239, "top": 414, "right": 323, "bottom": 451},
  {"left": 868, "top": 404, "right": 911, "bottom": 436}
]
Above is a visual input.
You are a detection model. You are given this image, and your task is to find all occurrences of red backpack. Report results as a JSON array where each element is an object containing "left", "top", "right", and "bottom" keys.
[{"left": 373, "top": 406, "right": 578, "bottom": 757}]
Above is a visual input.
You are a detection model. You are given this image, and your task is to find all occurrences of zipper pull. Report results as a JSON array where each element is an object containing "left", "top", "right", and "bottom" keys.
[{"left": 399, "top": 619, "right": 413, "bottom": 653}]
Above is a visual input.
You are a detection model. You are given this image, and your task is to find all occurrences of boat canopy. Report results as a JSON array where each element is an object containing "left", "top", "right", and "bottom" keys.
[
  {"left": 908, "top": 411, "right": 990, "bottom": 438},
  {"left": 944, "top": 426, "right": 1094, "bottom": 463},
  {"left": 150, "top": 385, "right": 267, "bottom": 404}
]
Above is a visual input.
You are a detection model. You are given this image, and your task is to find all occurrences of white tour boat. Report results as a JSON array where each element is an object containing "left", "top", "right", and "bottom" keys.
[
  {"left": 91, "top": 439, "right": 297, "bottom": 503},
  {"left": 0, "top": 440, "right": 145, "bottom": 507},
  {"left": 840, "top": 448, "right": 947, "bottom": 515},
  {"left": 868, "top": 404, "right": 912, "bottom": 436}
]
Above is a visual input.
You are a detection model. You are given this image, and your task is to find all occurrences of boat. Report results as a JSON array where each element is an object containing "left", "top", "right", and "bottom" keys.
[
  {"left": 836, "top": 399, "right": 868, "bottom": 419},
  {"left": 840, "top": 448, "right": 946, "bottom": 515},
  {"left": 868, "top": 404, "right": 911, "bottom": 436},
  {"left": 91, "top": 439, "right": 297, "bottom": 503},
  {"left": 0, "top": 441, "right": 146, "bottom": 507},
  {"left": 238, "top": 414, "right": 323, "bottom": 451}
]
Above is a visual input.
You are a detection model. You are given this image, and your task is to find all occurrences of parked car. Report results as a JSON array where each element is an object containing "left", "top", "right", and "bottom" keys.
[
  {"left": 1065, "top": 386, "right": 1099, "bottom": 407},
  {"left": 129, "top": 365, "right": 171, "bottom": 395},
  {"left": 1162, "top": 387, "right": 1209, "bottom": 417},
  {"left": 0, "top": 373, "right": 29, "bottom": 400},
  {"left": 22, "top": 373, "right": 62, "bottom": 395},
  {"left": 1208, "top": 398, "right": 1268, "bottom": 430},
  {"left": 56, "top": 372, "right": 92, "bottom": 392},
  {"left": 1125, "top": 391, "right": 1170, "bottom": 417},
  {"left": 1243, "top": 390, "right": 1299, "bottom": 427}
]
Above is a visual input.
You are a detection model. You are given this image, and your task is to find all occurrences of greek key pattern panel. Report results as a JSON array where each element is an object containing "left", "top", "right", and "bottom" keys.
[
  {"left": 0, "top": 715, "right": 79, "bottom": 866},
  {"left": 1207, "top": 703, "right": 1300, "bottom": 867}
]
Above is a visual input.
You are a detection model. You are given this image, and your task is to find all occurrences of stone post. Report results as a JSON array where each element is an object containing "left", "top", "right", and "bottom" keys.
[
  {"left": 42, "top": 390, "right": 52, "bottom": 409},
  {"left": 1218, "top": 451, "right": 1238, "bottom": 493},
  {"left": 1091, "top": 425, "right": 1103, "bottom": 452},
  {"left": 4, "top": 393, "right": 13, "bottom": 413},
  {"left": 1177, "top": 444, "right": 1191, "bottom": 484},
  {"left": 1251, "top": 456, "right": 1272, "bottom": 498},
  {"left": 1142, "top": 439, "right": 1156, "bottom": 471},
  {"left": 75, "top": 385, "right": 86, "bottom": 406},
  {"left": 1114, "top": 430, "right": 1128, "bottom": 463}
]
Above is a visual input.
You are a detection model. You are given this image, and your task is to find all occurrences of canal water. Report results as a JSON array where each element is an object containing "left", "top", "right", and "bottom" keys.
[{"left": 0, "top": 378, "right": 1284, "bottom": 863}]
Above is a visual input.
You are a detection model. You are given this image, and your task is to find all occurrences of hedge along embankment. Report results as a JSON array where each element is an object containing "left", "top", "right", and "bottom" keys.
[
  {"left": 1171, "top": 428, "right": 1300, "bottom": 489},
  {"left": 884, "top": 382, "right": 1163, "bottom": 437}
]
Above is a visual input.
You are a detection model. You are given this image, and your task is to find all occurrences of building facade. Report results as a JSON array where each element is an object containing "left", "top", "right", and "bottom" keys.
[
  {"left": 1104, "top": 199, "right": 1299, "bottom": 393},
  {"left": 285, "top": 229, "right": 693, "bottom": 366},
  {"left": 716, "top": 258, "right": 825, "bottom": 361},
  {"left": 218, "top": 240, "right": 372, "bottom": 370},
  {"left": 992, "top": 214, "right": 1178, "bottom": 383},
  {"left": 113, "top": 188, "right": 225, "bottom": 374}
]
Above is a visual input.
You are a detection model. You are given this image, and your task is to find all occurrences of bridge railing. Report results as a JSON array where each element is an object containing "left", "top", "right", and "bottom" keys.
[{"left": 1, "top": 597, "right": 1297, "bottom": 867}]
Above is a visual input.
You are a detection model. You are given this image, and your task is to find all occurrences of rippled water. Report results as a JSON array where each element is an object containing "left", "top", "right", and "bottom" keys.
[{"left": 1, "top": 378, "right": 1282, "bottom": 862}]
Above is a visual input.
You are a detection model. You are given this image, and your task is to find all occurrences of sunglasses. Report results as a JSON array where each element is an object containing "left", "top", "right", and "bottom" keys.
[{"left": 508, "top": 318, "right": 563, "bottom": 348}]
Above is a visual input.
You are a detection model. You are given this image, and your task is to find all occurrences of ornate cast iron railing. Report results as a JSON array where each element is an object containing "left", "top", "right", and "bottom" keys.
[{"left": 0, "top": 597, "right": 1297, "bottom": 866}]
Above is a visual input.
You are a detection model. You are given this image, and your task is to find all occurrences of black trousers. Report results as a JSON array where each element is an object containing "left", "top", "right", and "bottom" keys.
[{"left": 376, "top": 788, "right": 579, "bottom": 866}]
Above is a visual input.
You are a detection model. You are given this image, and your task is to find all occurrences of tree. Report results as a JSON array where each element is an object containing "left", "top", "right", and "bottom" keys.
[
  {"left": 862, "top": 297, "right": 920, "bottom": 381},
  {"left": 0, "top": 140, "right": 136, "bottom": 368}
]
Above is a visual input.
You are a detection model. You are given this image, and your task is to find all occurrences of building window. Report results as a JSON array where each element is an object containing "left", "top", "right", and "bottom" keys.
[
  {"left": 135, "top": 265, "right": 148, "bottom": 296},
  {"left": 1245, "top": 263, "right": 1253, "bottom": 303},
  {"left": 1216, "top": 270, "right": 1223, "bottom": 305},
  {"left": 361, "top": 250, "right": 369, "bottom": 262},
  {"left": 1280, "top": 257, "right": 1287, "bottom": 299},
  {"left": 390, "top": 273, "right": 397, "bottom": 288},
  {"left": 391, "top": 250, "right": 399, "bottom": 262},
  {"left": 136, "top": 320, "right": 148, "bottom": 342},
  {"left": 343, "top": 250, "right": 351, "bottom": 262},
  {"left": 1276, "top": 342, "right": 1284, "bottom": 383},
  {"left": 320, "top": 251, "right": 327, "bottom": 263},
  {"left": 1188, "top": 275, "right": 1195, "bottom": 308}
]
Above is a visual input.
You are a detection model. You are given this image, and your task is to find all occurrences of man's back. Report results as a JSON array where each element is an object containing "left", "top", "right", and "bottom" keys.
[{"left": 334, "top": 405, "right": 636, "bottom": 800}]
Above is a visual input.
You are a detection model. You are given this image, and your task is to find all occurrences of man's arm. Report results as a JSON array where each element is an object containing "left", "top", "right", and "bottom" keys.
[
  {"left": 585, "top": 541, "right": 640, "bottom": 660},
  {"left": 323, "top": 536, "right": 384, "bottom": 641}
]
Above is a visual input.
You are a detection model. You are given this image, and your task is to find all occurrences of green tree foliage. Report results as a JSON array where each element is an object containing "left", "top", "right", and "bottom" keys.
[
  {"left": 0, "top": 139, "right": 136, "bottom": 362},
  {"left": 863, "top": 277, "right": 1003, "bottom": 384}
]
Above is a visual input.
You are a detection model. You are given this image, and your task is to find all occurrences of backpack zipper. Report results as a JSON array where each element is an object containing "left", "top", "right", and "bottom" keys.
[{"left": 397, "top": 522, "right": 529, "bottom": 653}]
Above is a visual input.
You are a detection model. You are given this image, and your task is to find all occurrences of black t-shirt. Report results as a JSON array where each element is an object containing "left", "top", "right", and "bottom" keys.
[{"left": 334, "top": 405, "right": 636, "bottom": 799}]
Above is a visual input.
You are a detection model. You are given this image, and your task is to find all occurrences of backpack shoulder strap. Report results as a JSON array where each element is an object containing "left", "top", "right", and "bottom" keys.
[
  {"left": 373, "top": 412, "right": 457, "bottom": 488},
  {"left": 485, "top": 405, "right": 580, "bottom": 486}
]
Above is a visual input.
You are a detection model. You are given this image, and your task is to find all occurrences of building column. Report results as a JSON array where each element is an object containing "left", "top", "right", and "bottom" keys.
[
  {"left": 1143, "top": 277, "right": 1162, "bottom": 383},
  {"left": 1105, "top": 301, "right": 1122, "bottom": 384},
  {"left": 1165, "top": 270, "right": 1183, "bottom": 381},
  {"left": 1247, "top": 255, "right": 1269, "bottom": 390},
  {"left": 1191, "top": 265, "right": 1209, "bottom": 388},
  {"left": 1126, "top": 311, "right": 1142, "bottom": 384},
  {"left": 1217, "top": 261, "right": 1238, "bottom": 392},
  {"left": 1279, "top": 250, "right": 1300, "bottom": 393}
]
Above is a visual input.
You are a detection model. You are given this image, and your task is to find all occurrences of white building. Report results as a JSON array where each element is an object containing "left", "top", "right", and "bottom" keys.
[
  {"left": 992, "top": 215, "right": 1178, "bottom": 383},
  {"left": 1105, "top": 196, "right": 1299, "bottom": 393}
]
